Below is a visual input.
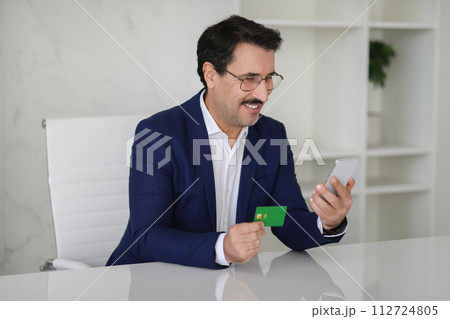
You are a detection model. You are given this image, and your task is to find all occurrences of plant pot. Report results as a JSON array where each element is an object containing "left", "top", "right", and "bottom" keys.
[
  {"left": 367, "top": 113, "right": 382, "bottom": 147},
  {"left": 368, "top": 83, "right": 382, "bottom": 114}
]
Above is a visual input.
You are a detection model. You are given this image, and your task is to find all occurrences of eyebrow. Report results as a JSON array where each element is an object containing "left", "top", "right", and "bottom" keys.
[{"left": 240, "top": 71, "right": 277, "bottom": 77}]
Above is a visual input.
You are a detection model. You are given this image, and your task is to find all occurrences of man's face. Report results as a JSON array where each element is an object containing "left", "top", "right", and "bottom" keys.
[{"left": 207, "top": 42, "right": 275, "bottom": 132}]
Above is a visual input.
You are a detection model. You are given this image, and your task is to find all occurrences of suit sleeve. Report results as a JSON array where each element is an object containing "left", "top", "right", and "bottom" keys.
[
  {"left": 270, "top": 124, "right": 345, "bottom": 250},
  {"left": 127, "top": 120, "right": 224, "bottom": 269}
]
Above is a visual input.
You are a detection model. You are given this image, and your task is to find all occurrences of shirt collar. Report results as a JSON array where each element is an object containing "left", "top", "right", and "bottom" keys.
[
  {"left": 200, "top": 90, "right": 222, "bottom": 136},
  {"left": 199, "top": 90, "right": 248, "bottom": 140}
]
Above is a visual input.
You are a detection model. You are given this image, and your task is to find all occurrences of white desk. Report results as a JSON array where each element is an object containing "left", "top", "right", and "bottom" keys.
[{"left": 1, "top": 235, "right": 449, "bottom": 300}]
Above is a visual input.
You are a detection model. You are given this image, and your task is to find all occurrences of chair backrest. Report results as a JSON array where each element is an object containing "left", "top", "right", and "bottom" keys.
[{"left": 44, "top": 115, "right": 145, "bottom": 267}]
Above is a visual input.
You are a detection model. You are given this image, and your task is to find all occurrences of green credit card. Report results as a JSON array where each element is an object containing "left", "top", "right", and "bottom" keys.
[{"left": 254, "top": 206, "right": 287, "bottom": 227}]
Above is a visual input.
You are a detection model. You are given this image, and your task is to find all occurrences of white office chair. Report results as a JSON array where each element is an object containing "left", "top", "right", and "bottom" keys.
[{"left": 42, "top": 115, "right": 145, "bottom": 270}]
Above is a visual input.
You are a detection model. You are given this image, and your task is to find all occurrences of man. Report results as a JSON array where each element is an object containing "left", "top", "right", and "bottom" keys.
[{"left": 107, "top": 15, "right": 354, "bottom": 269}]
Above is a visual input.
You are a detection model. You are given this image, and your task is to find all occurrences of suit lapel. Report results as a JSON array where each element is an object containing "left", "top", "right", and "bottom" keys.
[
  {"left": 236, "top": 126, "right": 259, "bottom": 224},
  {"left": 185, "top": 91, "right": 217, "bottom": 230}
]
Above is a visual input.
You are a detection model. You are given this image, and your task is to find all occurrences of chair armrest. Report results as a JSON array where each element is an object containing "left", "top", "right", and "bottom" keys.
[{"left": 52, "top": 258, "right": 91, "bottom": 270}]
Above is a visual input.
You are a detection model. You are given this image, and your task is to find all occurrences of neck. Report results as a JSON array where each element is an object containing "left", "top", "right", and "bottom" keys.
[{"left": 204, "top": 91, "right": 242, "bottom": 142}]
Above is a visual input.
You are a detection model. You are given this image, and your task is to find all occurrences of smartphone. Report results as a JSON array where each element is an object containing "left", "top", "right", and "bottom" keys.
[{"left": 324, "top": 158, "right": 359, "bottom": 195}]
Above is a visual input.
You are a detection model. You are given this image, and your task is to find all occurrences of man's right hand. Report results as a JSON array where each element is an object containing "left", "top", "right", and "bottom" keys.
[{"left": 223, "top": 222, "right": 265, "bottom": 264}]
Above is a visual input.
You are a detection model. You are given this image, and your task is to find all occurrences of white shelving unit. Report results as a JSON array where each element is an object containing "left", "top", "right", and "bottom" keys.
[{"left": 240, "top": 0, "right": 439, "bottom": 244}]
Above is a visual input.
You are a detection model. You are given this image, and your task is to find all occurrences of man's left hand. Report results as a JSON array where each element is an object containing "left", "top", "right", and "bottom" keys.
[{"left": 310, "top": 177, "right": 355, "bottom": 230}]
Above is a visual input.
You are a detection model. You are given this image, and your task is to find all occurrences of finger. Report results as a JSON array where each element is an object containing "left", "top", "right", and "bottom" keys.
[
  {"left": 243, "top": 231, "right": 262, "bottom": 243},
  {"left": 256, "top": 227, "right": 266, "bottom": 239},
  {"left": 310, "top": 192, "right": 332, "bottom": 218},
  {"left": 331, "top": 177, "right": 351, "bottom": 201},
  {"left": 246, "top": 237, "right": 262, "bottom": 250},
  {"left": 310, "top": 197, "right": 329, "bottom": 222},
  {"left": 250, "top": 221, "right": 264, "bottom": 230},
  {"left": 332, "top": 179, "right": 354, "bottom": 211},
  {"left": 312, "top": 192, "right": 336, "bottom": 217},
  {"left": 310, "top": 198, "right": 342, "bottom": 230},
  {"left": 314, "top": 184, "right": 340, "bottom": 208},
  {"left": 235, "top": 222, "right": 264, "bottom": 234},
  {"left": 245, "top": 246, "right": 260, "bottom": 261},
  {"left": 346, "top": 177, "right": 356, "bottom": 192}
]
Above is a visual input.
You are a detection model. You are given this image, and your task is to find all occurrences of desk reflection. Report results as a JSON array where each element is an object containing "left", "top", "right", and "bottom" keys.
[
  {"left": 6, "top": 236, "right": 447, "bottom": 300},
  {"left": 127, "top": 251, "right": 344, "bottom": 301}
]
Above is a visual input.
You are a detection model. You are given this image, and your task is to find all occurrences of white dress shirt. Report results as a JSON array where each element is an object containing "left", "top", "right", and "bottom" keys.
[
  {"left": 199, "top": 91, "right": 247, "bottom": 266},
  {"left": 199, "top": 92, "right": 347, "bottom": 266}
]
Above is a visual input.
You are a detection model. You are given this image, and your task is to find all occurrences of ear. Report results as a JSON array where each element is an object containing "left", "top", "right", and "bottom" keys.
[{"left": 202, "top": 62, "right": 216, "bottom": 90}]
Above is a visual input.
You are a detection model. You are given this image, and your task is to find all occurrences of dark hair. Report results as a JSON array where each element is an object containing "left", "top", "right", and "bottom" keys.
[{"left": 196, "top": 15, "right": 283, "bottom": 88}]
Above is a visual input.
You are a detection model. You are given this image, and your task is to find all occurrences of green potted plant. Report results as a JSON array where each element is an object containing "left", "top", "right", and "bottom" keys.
[
  {"left": 369, "top": 40, "right": 396, "bottom": 88},
  {"left": 367, "top": 40, "right": 396, "bottom": 147}
]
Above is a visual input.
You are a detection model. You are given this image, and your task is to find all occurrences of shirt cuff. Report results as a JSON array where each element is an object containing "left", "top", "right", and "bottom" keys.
[
  {"left": 317, "top": 216, "right": 348, "bottom": 238},
  {"left": 215, "top": 233, "right": 230, "bottom": 266}
]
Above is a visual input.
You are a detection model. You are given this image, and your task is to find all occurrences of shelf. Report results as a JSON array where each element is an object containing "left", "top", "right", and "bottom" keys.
[
  {"left": 369, "top": 21, "right": 435, "bottom": 30},
  {"left": 304, "top": 180, "right": 430, "bottom": 197},
  {"left": 263, "top": 26, "right": 366, "bottom": 151},
  {"left": 294, "top": 148, "right": 360, "bottom": 163},
  {"left": 369, "top": 0, "right": 438, "bottom": 26},
  {"left": 258, "top": 20, "right": 434, "bottom": 31},
  {"left": 366, "top": 178, "right": 430, "bottom": 195},
  {"left": 319, "top": 149, "right": 361, "bottom": 160},
  {"left": 241, "top": 0, "right": 367, "bottom": 23},
  {"left": 242, "top": 0, "right": 438, "bottom": 244},
  {"left": 256, "top": 19, "right": 363, "bottom": 29},
  {"left": 366, "top": 145, "right": 431, "bottom": 157},
  {"left": 367, "top": 29, "right": 435, "bottom": 147},
  {"left": 300, "top": 182, "right": 362, "bottom": 198}
]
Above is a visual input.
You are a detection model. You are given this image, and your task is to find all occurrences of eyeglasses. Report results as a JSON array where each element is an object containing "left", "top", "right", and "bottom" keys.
[{"left": 225, "top": 70, "right": 283, "bottom": 92}]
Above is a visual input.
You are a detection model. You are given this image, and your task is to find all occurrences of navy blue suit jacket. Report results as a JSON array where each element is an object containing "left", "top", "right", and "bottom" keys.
[{"left": 107, "top": 90, "right": 343, "bottom": 269}]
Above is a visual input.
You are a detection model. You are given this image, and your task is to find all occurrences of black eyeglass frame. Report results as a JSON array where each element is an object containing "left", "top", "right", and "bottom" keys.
[{"left": 225, "top": 70, "right": 284, "bottom": 92}]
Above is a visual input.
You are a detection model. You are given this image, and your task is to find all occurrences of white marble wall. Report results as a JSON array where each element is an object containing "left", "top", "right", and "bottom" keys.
[
  {"left": 0, "top": 0, "right": 239, "bottom": 275},
  {"left": 0, "top": 0, "right": 5, "bottom": 275}
]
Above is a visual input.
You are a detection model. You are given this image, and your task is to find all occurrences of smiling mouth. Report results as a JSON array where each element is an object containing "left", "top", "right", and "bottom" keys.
[
  {"left": 242, "top": 99, "right": 263, "bottom": 111},
  {"left": 244, "top": 103, "right": 260, "bottom": 109}
]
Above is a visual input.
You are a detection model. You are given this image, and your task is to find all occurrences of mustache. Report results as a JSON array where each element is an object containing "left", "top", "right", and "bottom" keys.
[{"left": 241, "top": 99, "right": 263, "bottom": 105}]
